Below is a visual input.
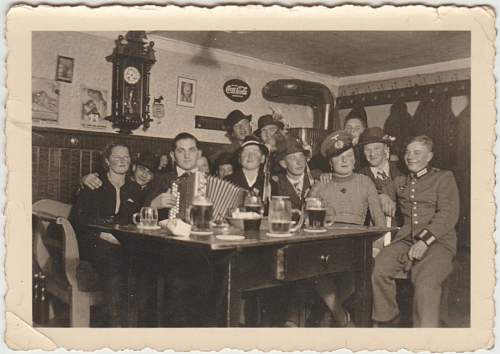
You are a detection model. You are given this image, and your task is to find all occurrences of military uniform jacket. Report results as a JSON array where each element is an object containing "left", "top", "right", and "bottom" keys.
[
  {"left": 393, "top": 167, "right": 460, "bottom": 254},
  {"left": 270, "top": 173, "right": 312, "bottom": 210}
]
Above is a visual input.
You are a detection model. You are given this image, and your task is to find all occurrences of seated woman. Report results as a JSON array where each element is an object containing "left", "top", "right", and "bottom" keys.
[
  {"left": 308, "top": 130, "right": 385, "bottom": 327},
  {"left": 69, "top": 142, "right": 143, "bottom": 327},
  {"left": 225, "top": 135, "right": 268, "bottom": 199}
]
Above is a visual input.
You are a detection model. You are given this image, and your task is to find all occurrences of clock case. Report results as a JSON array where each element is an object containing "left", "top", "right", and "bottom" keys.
[{"left": 105, "top": 31, "right": 156, "bottom": 134}]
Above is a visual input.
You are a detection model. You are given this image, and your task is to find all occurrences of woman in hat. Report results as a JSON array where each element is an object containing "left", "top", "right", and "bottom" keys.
[
  {"left": 211, "top": 110, "right": 253, "bottom": 165},
  {"left": 308, "top": 130, "right": 385, "bottom": 327},
  {"left": 225, "top": 135, "right": 268, "bottom": 199}
]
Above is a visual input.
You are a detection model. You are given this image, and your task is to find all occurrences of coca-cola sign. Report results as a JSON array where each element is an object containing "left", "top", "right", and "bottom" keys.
[{"left": 223, "top": 79, "right": 251, "bottom": 102}]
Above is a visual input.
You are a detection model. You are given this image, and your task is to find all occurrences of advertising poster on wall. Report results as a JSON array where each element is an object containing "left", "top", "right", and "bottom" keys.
[
  {"left": 80, "top": 86, "right": 108, "bottom": 128},
  {"left": 32, "top": 77, "right": 59, "bottom": 122}
]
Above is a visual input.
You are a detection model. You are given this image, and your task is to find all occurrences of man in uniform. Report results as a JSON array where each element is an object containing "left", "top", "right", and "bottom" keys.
[{"left": 371, "top": 135, "right": 460, "bottom": 327}]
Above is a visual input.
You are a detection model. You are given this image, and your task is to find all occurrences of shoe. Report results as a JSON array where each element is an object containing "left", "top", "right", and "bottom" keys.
[{"left": 336, "top": 310, "right": 354, "bottom": 327}]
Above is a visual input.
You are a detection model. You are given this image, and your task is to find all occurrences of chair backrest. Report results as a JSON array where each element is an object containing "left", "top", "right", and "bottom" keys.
[
  {"left": 32, "top": 199, "right": 74, "bottom": 277},
  {"left": 33, "top": 199, "right": 72, "bottom": 219}
]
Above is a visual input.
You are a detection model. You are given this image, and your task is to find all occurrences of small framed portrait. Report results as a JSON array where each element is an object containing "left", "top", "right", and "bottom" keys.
[
  {"left": 55, "top": 55, "right": 74, "bottom": 83},
  {"left": 177, "top": 76, "right": 196, "bottom": 107}
]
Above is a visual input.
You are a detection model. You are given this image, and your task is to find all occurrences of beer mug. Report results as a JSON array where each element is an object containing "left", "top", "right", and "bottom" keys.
[
  {"left": 189, "top": 195, "right": 214, "bottom": 231},
  {"left": 304, "top": 197, "right": 327, "bottom": 230},
  {"left": 133, "top": 207, "right": 158, "bottom": 228},
  {"left": 268, "top": 196, "right": 303, "bottom": 234}
]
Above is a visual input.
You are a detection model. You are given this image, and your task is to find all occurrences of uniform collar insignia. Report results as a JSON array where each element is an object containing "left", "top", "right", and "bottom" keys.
[{"left": 413, "top": 167, "right": 429, "bottom": 179}]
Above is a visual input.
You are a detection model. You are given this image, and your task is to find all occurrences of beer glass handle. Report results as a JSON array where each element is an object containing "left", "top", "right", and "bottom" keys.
[
  {"left": 132, "top": 213, "right": 140, "bottom": 225},
  {"left": 290, "top": 209, "right": 304, "bottom": 233}
]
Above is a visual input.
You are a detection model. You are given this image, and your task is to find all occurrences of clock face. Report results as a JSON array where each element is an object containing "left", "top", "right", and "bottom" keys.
[{"left": 123, "top": 66, "right": 141, "bottom": 85}]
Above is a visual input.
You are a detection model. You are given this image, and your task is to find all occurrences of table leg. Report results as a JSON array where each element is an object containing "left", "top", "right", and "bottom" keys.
[
  {"left": 353, "top": 239, "right": 373, "bottom": 327},
  {"left": 214, "top": 252, "right": 242, "bottom": 327},
  {"left": 127, "top": 253, "right": 139, "bottom": 327}
]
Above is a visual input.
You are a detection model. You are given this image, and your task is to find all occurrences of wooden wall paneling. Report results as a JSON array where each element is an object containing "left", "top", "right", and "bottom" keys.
[
  {"left": 32, "top": 127, "right": 227, "bottom": 204},
  {"left": 37, "top": 147, "right": 49, "bottom": 202}
]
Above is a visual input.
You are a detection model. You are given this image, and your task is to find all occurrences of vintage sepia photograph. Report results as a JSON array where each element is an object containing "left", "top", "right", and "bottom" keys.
[
  {"left": 177, "top": 76, "right": 196, "bottom": 107},
  {"left": 5, "top": 4, "right": 495, "bottom": 352}
]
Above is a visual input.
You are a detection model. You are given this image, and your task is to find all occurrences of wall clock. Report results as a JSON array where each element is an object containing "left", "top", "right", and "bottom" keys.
[{"left": 105, "top": 31, "right": 156, "bottom": 134}]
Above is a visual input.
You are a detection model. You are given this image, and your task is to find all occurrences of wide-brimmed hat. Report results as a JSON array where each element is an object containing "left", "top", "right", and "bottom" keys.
[
  {"left": 254, "top": 114, "right": 285, "bottom": 137},
  {"left": 224, "top": 110, "right": 252, "bottom": 132},
  {"left": 135, "top": 151, "right": 158, "bottom": 173},
  {"left": 358, "top": 127, "right": 396, "bottom": 146},
  {"left": 320, "top": 130, "right": 354, "bottom": 158},
  {"left": 275, "top": 135, "right": 310, "bottom": 161},
  {"left": 236, "top": 135, "right": 269, "bottom": 156}
]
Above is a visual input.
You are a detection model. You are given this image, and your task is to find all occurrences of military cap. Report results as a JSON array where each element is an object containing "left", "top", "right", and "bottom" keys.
[{"left": 320, "top": 130, "right": 354, "bottom": 158}]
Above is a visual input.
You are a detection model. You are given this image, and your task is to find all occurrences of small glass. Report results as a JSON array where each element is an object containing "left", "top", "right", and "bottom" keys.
[{"left": 133, "top": 207, "right": 158, "bottom": 228}]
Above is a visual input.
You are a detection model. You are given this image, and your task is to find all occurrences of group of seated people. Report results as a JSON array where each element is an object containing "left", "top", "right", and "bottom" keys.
[{"left": 68, "top": 109, "right": 460, "bottom": 328}]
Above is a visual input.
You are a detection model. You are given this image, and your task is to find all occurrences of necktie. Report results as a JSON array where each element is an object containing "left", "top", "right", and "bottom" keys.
[
  {"left": 377, "top": 170, "right": 389, "bottom": 180},
  {"left": 293, "top": 181, "right": 302, "bottom": 197}
]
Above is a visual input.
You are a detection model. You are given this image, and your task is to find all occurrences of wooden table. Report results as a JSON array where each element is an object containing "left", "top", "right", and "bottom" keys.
[{"left": 89, "top": 223, "right": 391, "bottom": 327}]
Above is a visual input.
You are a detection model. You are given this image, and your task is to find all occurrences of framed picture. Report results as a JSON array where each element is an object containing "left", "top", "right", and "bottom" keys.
[
  {"left": 56, "top": 55, "right": 74, "bottom": 83},
  {"left": 32, "top": 77, "right": 59, "bottom": 122},
  {"left": 80, "top": 86, "right": 109, "bottom": 128},
  {"left": 177, "top": 76, "right": 196, "bottom": 107}
]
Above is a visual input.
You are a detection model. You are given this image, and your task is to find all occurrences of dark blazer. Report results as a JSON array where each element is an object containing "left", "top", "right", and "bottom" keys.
[
  {"left": 358, "top": 160, "right": 405, "bottom": 201},
  {"left": 270, "top": 173, "right": 312, "bottom": 210},
  {"left": 69, "top": 174, "right": 143, "bottom": 261},
  {"left": 225, "top": 169, "right": 265, "bottom": 198},
  {"left": 144, "top": 170, "right": 180, "bottom": 221}
]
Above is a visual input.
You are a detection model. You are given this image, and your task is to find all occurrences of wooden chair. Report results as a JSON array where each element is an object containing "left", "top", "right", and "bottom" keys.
[{"left": 32, "top": 199, "right": 103, "bottom": 327}]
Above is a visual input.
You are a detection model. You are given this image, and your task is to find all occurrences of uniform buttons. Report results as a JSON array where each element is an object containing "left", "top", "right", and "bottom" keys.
[
  {"left": 411, "top": 189, "right": 415, "bottom": 192},
  {"left": 414, "top": 221, "right": 419, "bottom": 225},
  {"left": 413, "top": 213, "right": 418, "bottom": 217},
  {"left": 410, "top": 195, "right": 415, "bottom": 198},
  {"left": 413, "top": 206, "right": 417, "bottom": 210},
  {"left": 411, "top": 181, "right": 415, "bottom": 185},
  {"left": 413, "top": 202, "right": 417, "bottom": 205}
]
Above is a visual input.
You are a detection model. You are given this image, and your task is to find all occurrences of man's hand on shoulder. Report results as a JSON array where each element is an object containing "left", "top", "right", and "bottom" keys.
[{"left": 82, "top": 173, "right": 102, "bottom": 190}]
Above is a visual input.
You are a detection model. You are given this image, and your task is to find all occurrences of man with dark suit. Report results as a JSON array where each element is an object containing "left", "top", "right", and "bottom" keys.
[
  {"left": 144, "top": 132, "right": 212, "bottom": 326},
  {"left": 270, "top": 135, "right": 312, "bottom": 210},
  {"left": 371, "top": 135, "right": 460, "bottom": 327},
  {"left": 357, "top": 127, "right": 404, "bottom": 218},
  {"left": 145, "top": 132, "right": 201, "bottom": 221}
]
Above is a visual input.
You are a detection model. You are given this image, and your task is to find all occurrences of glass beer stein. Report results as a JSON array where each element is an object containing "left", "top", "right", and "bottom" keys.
[
  {"left": 189, "top": 195, "right": 214, "bottom": 231},
  {"left": 133, "top": 207, "right": 159, "bottom": 228},
  {"left": 268, "top": 196, "right": 303, "bottom": 234},
  {"left": 304, "top": 197, "right": 327, "bottom": 230}
]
